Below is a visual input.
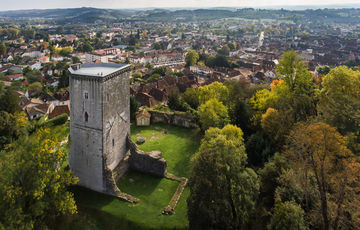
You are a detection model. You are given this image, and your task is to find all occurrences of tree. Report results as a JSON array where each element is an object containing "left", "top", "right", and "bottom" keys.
[
  {"left": 80, "top": 42, "right": 94, "bottom": 53},
  {"left": 59, "top": 46, "right": 73, "bottom": 57},
  {"left": 285, "top": 122, "right": 360, "bottom": 230},
  {"left": 71, "top": 56, "right": 80, "bottom": 64},
  {"left": 58, "top": 70, "right": 70, "bottom": 89},
  {"left": 246, "top": 131, "right": 272, "bottom": 166},
  {"left": 152, "top": 66, "right": 167, "bottom": 76},
  {"left": 318, "top": 66, "right": 360, "bottom": 154},
  {"left": 198, "top": 99, "right": 230, "bottom": 131},
  {"left": 318, "top": 66, "right": 360, "bottom": 133},
  {"left": 28, "top": 82, "right": 43, "bottom": 91},
  {"left": 0, "top": 88, "right": 20, "bottom": 114},
  {"left": 197, "top": 81, "right": 229, "bottom": 105},
  {"left": 261, "top": 108, "right": 293, "bottom": 147},
  {"left": 218, "top": 44, "right": 230, "bottom": 56},
  {"left": 185, "top": 49, "right": 199, "bottom": 67},
  {"left": 167, "top": 90, "right": 187, "bottom": 112},
  {"left": 130, "top": 96, "right": 139, "bottom": 121},
  {"left": 316, "top": 65, "right": 331, "bottom": 75},
  {"left": 267, "top": 198, "right": 308, "bottom": 230},
  {"left": 188, "top": 125, "right": 259, "bottom": 230},
  {"left": 0, "top": 43, "right": 6, "bottom": 56},
  {"left": 0, "top": 111, "right": 19, "bottom": 149},
  {"left": 259, "top": 153, "right": 289, "bottom": 209},
  {"left": 0, "top": 128, "right": 78, "bottom": 229},
  {"left": 183, "top": 88, "right": 199, "bottom": 109},
  {"left": 207, "top": 54, "right": 230, "bottom": 68},
  {"left": 41, "top": 42, "right": 49, "bottom": 49},
  {"left": 275, "top": 51, "right": 317, "bottom": 120},
  {"left": 56, "top": 26, "right": 64, "bottom": 34}
]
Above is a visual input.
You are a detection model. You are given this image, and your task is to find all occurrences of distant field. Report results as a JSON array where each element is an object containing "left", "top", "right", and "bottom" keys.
[{"left": 62, "top": 123, "right": 200, "bottom": 230}]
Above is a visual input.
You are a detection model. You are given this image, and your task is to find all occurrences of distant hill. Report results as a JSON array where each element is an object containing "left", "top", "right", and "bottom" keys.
[
  {"left": 0, "top": 7, "right": 360, "bottom": 24},
  {"left": 0, "top": 7, "right": 133, "bottom": 23}
]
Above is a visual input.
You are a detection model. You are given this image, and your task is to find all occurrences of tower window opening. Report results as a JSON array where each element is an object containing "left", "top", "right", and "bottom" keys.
[
  {"left": 112, "top": 139, "right": 115, "bottom": 147},
  {"left": 85, "top": 112, "right": 88, "bottom": 122}
]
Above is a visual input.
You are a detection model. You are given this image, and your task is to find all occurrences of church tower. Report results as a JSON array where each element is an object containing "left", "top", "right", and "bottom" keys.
[{"left": 68, "top": 63, "right": 131, "bottom": 194}]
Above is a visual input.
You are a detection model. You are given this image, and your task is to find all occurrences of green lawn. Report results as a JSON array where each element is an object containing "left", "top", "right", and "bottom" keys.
[{"left": 65, "top": 123, "right": 200, "bottom": 230}]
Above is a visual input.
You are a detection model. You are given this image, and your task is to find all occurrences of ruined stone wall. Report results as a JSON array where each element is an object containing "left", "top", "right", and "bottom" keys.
[
  {"left": 149, "top": 110, "right": 197, "bottom": 128},
  {"left": 127, "top": 137, "right": 167, "bottom": 177}
]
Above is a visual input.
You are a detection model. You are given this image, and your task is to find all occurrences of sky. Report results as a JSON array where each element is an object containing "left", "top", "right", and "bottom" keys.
[{"left": 0, "top": 0, "right": 359, "bottom": 11}]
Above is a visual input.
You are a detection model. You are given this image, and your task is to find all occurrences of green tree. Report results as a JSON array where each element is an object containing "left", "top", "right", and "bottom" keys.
[
  {"left": 316, "top": 65, "right": 331, "bottom": 75},
  {"left": 218, "top": 44, "right": 230, "bottom": 56},
  {"left": 80, "top": 42, "right": 94, "bottom": 53},
  {"left": 167, "top": 90, "right": 187, "bottom": 112},
  {"left": 188, "top": 125, "right": 259, "bottom": 230},
  {"left": 267, "top": 198, "right": 308, "bottom": 230},
  {"left": 183, "top": 88, "right": 199, "bottom": 109},
  {"left": 152, "top": 66, "right": 167, "bottom": 76},
  {"left": 318, "top": 66, "right": 360, "bottom": 154},
  {"left": 198, "top": 99, "right": 230, "bottom": 131},
  {"left": 28, "top": 82, "right": 43, "bottom": 91},
  {"left": 71, "top": 56, "right": 81, "bottom": 64},
  {"left": 259, "top": 153, "right": 289, "bottom": 209},
  {"left": 245, "top": 131, "right": 272, "bottom": 166},
  {"left": 0, "top": 88, "right": 20, "bottom": 114},
  {"left": 130, "top": 96, "right": 139, "bottom": 121},
  {"left": 0, "top": 111, "right": 20, "bottom": 149},
  {"left": 0, "top": 43, "right": 6, "bottom": 56},
  {"left": 185, "top": 49, "right": 199, "bottom": 67},
  {"left": 58, "top": 70, "right": 70, "bottom": 89},
  {"left": 207, "top": 54, "right": 230, "bottom": 68},
  {"left": 0, "top": 128, "right": 78, "bottom": 229},
  {"left": 318, "top": 66, "right": 360, "bottom": 134},
  {"left": 198, "top": 81, "right": 229, "bottom": 105}
]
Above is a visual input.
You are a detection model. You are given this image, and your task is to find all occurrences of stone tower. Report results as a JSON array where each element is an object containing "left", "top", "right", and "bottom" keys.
[{"left": 68, "top": 63, "right": 131, "bottom": 195}]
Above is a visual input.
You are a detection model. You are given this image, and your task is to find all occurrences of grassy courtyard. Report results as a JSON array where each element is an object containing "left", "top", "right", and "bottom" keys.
[{"left": 65, "top": 123, "right": 200, "bottom": 230}]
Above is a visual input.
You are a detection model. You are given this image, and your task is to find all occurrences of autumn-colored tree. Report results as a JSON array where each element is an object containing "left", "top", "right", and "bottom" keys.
[
  {"left": 198, "top": 99, "right": 230, "bottom": 131},
  {"left": 0, "top": 128, "right": 78, "bottom": 229},
  {"left": 188, "top": 125, "right": 259, "bottom": 230},
  {"left": 285, "top": 122, "right": 360, "bottom": 230},
  {"left": 251, "top": 51, "right": 317, "bottom": 126},
  {"left": 41, "top": 41, "right": 49, "bottom": 49}
]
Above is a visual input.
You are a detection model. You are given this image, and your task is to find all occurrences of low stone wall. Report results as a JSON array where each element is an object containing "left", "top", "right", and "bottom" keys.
[
  {"left": 127, "top": 136, "right": 167, "bottom": 177},
  {"left": 148, "top": 110, "right": 197, "bottom": 128},
  {"left": 162, "top": 173, "right": 188, "bottom": 215}
]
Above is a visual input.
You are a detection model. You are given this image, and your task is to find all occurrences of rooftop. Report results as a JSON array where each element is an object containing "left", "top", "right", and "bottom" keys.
[{"left": 69, "top": 63, "right": 129, "bottom": 77}]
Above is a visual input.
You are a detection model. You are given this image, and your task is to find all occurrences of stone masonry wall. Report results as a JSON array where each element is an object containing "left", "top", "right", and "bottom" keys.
[
  {"left": 127, "top": 136, "right": 167, "bottom": 177},
  {"left": 149, "top": 110, "right": 197, "bottom": 128}
]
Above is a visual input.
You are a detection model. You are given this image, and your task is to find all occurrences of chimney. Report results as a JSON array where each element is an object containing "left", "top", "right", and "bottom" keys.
[{"left": 71, "top": 63, "right": 82, "bottom": 71}]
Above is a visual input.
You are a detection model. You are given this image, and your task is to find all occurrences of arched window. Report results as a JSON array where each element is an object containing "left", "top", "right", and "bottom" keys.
[{"left": 85, "top": 112, "right": 88, "bottom": 122}]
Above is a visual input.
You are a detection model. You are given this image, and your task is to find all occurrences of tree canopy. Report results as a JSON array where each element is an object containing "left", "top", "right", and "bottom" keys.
[{"left": 188, "top": 125, "right": 259, "bottom": 230}]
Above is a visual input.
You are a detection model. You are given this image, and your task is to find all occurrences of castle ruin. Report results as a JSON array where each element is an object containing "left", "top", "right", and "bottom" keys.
[{"left": 69, "top": 63, "right": 166, "bottom": 198}]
